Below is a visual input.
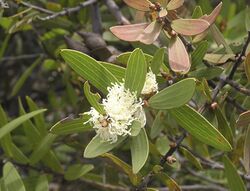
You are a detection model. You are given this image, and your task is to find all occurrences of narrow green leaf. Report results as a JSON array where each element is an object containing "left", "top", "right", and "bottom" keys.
[
  {"left": 192, "top": 6, "right": 203, "bottom": 19},
  {"left": 0, "top": 109, "right": 46, "bottom": 140},
  {"left": 157, "top": 173, "right": 181, "bottom": 191},
  {"left": 204, "top": 53, "right": 235, "bottom": 64},
  {"left": 66, "top": 82, "right": 78, "bottom": 106},
  {"left": 169, "top": 105, "right": 232, "bottom": 151},
  {"left": 11, "top": 57, "right": 42, "bottom": 97},
  {"left": 26, "top": 96, "right": 47, "bottom": 136},
  {"left": 30, "top": 133, "right": 57, "bottom": 165},
  {"left": 243, "top": 126, "right": 250, "bottom": 174},
  {"left": 223, "top": 156, "right": 246, "bottom": 191},
  {"left": 42, "top": 151, "right": 63, "bottom": 173},
  {"left": 0, "top": 34, "right": 11, "bottom": 60},
  {"left": 189, "top": 67, "right": 223, "bottom": 80},
  {"left": 9, "top": 144, "right": 30, "bottom": 164},
  {"left": 151, "top": 48, "right": 165, "bottom": 75},
  {"left": 149, "top": 78, "right": 196, "bottom": 109},
  {"left": 60, "top": 49, "right": 118, "bottom": 94},
  {"left": 130, "top": 120, "right": 142, "bottom": 137},
  {"left": 102, "top": 153, "right": 142, "bottom": 185},
  {"left": 84, "top": 81, "right": 105, "bottom": 114},
  {"left": 246, "top": 6, "right": 250, "bottom": 32},
  {"left": 150, "top": 111, "right": 165, "bottom": 139},
  {"left": 65, "top": 164, "right": 94, "bottom": 181},
  {"left": 191, "top": 41, "right": 208, "bottom": 68},
  {"left": 3, "top": 162, "right": 26, "bottom": 191},
  {"left": 100, "top": 62, "right": 125, "bottom": 82},
  {"left": 50, "top": 116, "right": 92, "bottom": 135},
  {"left": 245, "top": 52, "right": 250, "bottom": 82},
  {"left": 125, "top": 48, "right": 147, "bottom": 96},
  {"left": 0, "top": 105, "right": 29, "bottom": 164},
  {"left": 116, "top": 52, "right": 152, "bottom": 65},
  {"left": 214, "top": 107, "right": 234, "bottom": 145},
  {"left": 179, "top": 146, "right": 202, "bottom": 170},
  {"left": 35, "top": 175, "right": 49, "bottom": 191},
  {"left": 210, "top": 25, "right": 233, "bottom": 54},
  {"left": 18, "top": 99, "right": 41, "bottom": 143},
  {"left": 236, "top": 110, "right": 250, "bottom": 128},
  {"left": 130, "top": 128, "right": 149, "bottom": 173},
  {"left": 84, "top": 135, "right": 126, "bottom": 158}
]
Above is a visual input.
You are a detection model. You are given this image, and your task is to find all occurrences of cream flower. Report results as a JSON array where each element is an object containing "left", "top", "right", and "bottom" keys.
[
  {"left": 141, "top": 69, "right": 158, "bottom": 95},
  {"left": 85, "top": 82, "right": 146, "bottom": 143}
]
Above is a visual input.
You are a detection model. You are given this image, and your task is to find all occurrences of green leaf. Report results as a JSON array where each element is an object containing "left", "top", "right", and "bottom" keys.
[
  {"left": 100, "top": 62, "right": 125, "bottom": 82},
  {"left": 42, "top": 151, "right": 63, "bottom": 173},
  {"left": 223, "top": 156, "right": 246, "bottom": 191},
  {"left": 210, "top": 25, "right": 233, "bottom": 54},
  {"left": 157, "top": 173, "right": 181, "bottom": 191},
  {"left": 84, "top": 81, "right": 105, "bottom": 114},
  {"left": 149, "top": 78, "right": 196, "bottom": 109},
  {"left": 64, "top": 164, "right": 94, "bottom": 181},
  {"left": 236, "top": 110, "right": 250, "bottom": 128},
  {"left": 179, "top": 146, "right": 202, "bottom": 170},
  {"left": 246, "top": 6, "right": 250, "bottom": 32},
  {"left": 18, "top": 99, "right": 41, "bottom": 144},
  {"left": 60, "top": 49, "right": 118, "bottom": 94},
  {"left": 3, "top": 162, "right": 26, "bottom": 191},
  {"left": 125, "top": 48, "right": 147, "bottom": 96},
  {"left": 214, "top": 107, "right": 234, "bottom": 146},
  {"left": 191, "top": 41, "right": 208, "bottom": 68},
  {"left": 189, "top": 67, "right": 223, "bottom": 80},
  {"left": 35, "top": 175, "right": 49, "bottom": 191},
  {"left": 204, "top": 53, "right": 235, "bottom": 64},
  {"left": 245, "top": 52, "right": 250, "bottom": 82},
  {"left": 30, "top": 133, "right": 57, "bottom": 165},
  {"left": 150, "top": 111, "right": 165, "bottom": 139},
  {"left": 26, "top": 96, "right": 47, "bottom": 136},
  {"left": 116, "top": 52, "right": 152, "bottom": 65},
  {"left": 102, "top": 153, "right": 141, "bottom": 185},
  {"left": 130, "top": 120, "right": 142, "bottom": 137},
  {"left": 0, "top": 34, "right": 11, "bottom": 60},
  {"left": 0, "top": 109, "right": 46, "bottom": 140},
  {"left": 84, "top": 135, "right": 126, "bottom": 158},
  {"left": 130, "top": 128, "right": 149, "bottom": 173},
  {"left": 169, "top": 105, "right": 232, "bottom": 151},
  {"left": 151, "top": 48, "right": 165, "bottom": 75},
  {"left": 156, "top": 136, "right": 170, "bottom": 155},
  {"left": 50, "top": 116, "right": 92, "bottom": 135},
  {"left": 11, "top": 57, "right": 42, "bottom": 97},
  {"left": 243, "top": 126, "right": 250, "bottom": 174},
  {"left": 192, "top": 6, "right": 203, "bottom": 19}
]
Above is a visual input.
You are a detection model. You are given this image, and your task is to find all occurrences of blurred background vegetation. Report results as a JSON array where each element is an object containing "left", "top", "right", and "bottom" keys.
[{"left": 0, "top": 0, "right": 250, "bottom": 190}]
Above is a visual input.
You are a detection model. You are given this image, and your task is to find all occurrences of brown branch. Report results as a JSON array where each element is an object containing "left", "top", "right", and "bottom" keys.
[
  {"left": 135, "top": 133, "right": 187, "bottom": 191},
  {"left": 158, "top": 184, "right": 227, "bottom": 191},
  {"left": 103, "top": 0, "right": 130, "bottom": 25},
  {"left": 218, "top": 77, "right": 250, "bottom": 96},
  {"left": 19, "top": 1, "right": 54, "bottom": 14},
  {"left": 212, "top": 31, "right": 250, "bottom": 101},
  {"left": 38, "top": 0, "right": 97, "bottom": 21}
]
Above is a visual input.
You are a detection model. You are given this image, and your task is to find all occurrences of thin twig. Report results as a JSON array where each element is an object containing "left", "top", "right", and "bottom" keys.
[
  {"left": 20, "top": 1, "right": 54, "bottom": 14},
  {"left": 212, "top": 32, "right": 250, "bottom": 101},
  {"left": 228, "top": 31, "right": 250, "bottom": 80},
  {"left": 0, "top": 53, "right": 44, "bottom": 63},
  {"left": 217, "top": 77, "right": 250, "bottom": 96},
  {"left": 136, "top": 133, "right": 187, "bottom": 191},
  {"left": 90, "top": 2, "right": 102, "bottom": 34},
  {"left": 38, "top": 0, "right": 97, "bottom": 21},
  {"left": 103, "top": 0, "right": 130, "bottom": 25},
  {"left": 158, "top": 184, "right": 227, "bottom": 191}
]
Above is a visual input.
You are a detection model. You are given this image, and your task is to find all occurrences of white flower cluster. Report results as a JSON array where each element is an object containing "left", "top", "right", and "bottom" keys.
[
  {"left": 85, "top": 69, "right": 158, "bottom": 143},
  {"left": 141, "top": 69, "right": 158, "bottom": 95},
  {"left": 85, "top": 83, "right": 145, "bottom": 143}
]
